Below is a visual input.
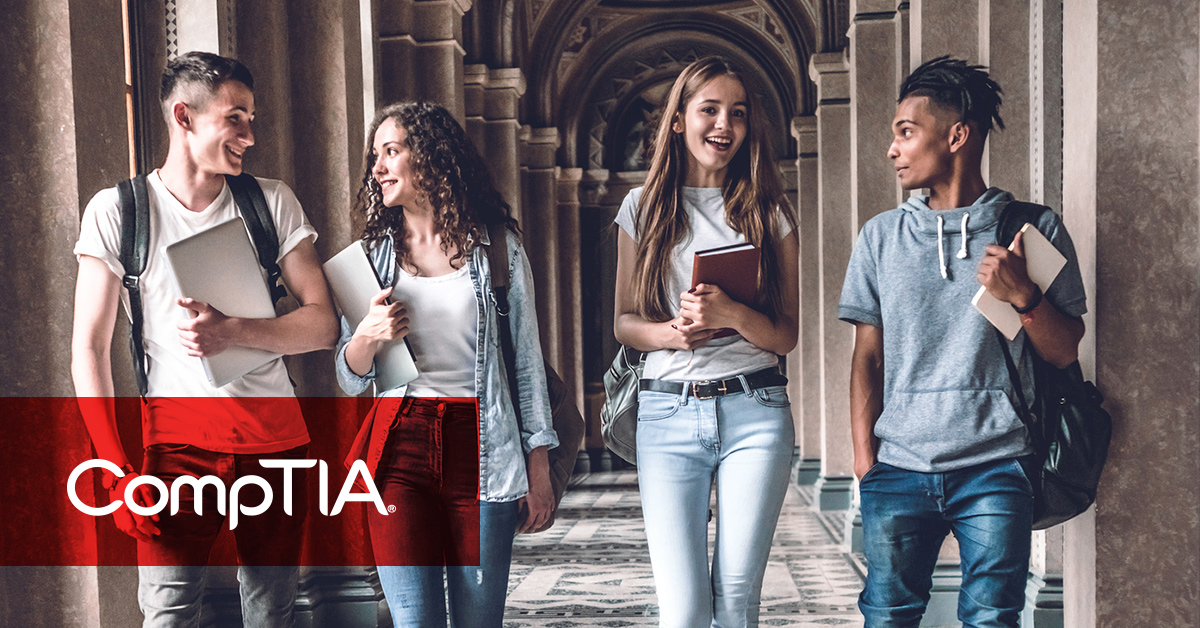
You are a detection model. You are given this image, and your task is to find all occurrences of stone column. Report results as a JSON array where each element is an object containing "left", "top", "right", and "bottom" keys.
[
  {"left": 909, "top": 0, "right": 978, "bottom": 65},
  {"left": 1062, "top": 1, "right": 1199, "bottom": 626},
  {"left": 790, "top": 116, "right": 822, "bottom": 485},
  {"left": 580, "top": 169, "right": 613, "bottom": 471},
  {"left": 808, "top": 52, "right": 855, "bottom": 512},
  {"left": 978, "top": 0, "right": 1030, "bottom": 194},
  {"left": 558, "top": 167, "right": 585, "bottom": 412},
  {"left": 849, "top": 0, "right": 902, "bottom": 224},
  {"left": 463, "top": 65, "right": 524, "bottom": 212},
  {"left": 376, "top": 0, "right": 471, "bottom": 119},
  {"left": 520, "top": 127, "right": 563, "bottom": 365}
]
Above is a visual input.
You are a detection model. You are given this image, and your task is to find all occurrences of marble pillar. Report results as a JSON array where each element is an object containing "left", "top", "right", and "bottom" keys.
[
  {"left": 558, "top": 167, "right": 586, "bottom": 414},
  {"left": 808, "top": 52, "right": 855, "bottom": 511},
  {"left": 463, "top": 65, "right": 525, "bottom": 213},
  {"left": 791, "top": 115, "right": 822, "bottom": 485},
  {"left": 1062, "top": 0, "right": 1200, "bottom": 626},
  {"left": 376, "top": 0, "right": 470, "bottom": 120},
  {"left": 521, "top": 127, "right": 563, "bottom": 366},
  {"left": 909, "top": 0, "right": 978, "bottom": 65},
  {"left": 978, "top": 0, "right": 1030, "bottom": 196},
  {"left": 849, "top": 0, "right": 902, "bottom": 223}
]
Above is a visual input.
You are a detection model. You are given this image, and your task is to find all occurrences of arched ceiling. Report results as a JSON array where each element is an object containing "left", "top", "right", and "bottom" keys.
[
  {"left": 520, "top": 0, "right": 819, "bottom": 168},
  {"left": 525, "top": 0, "right": 825, "bottom": 164}
]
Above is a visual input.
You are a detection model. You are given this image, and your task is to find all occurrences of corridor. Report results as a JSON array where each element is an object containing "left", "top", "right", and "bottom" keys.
[{"left": 504, "top": 472, "right": 864, "bottom": 627}]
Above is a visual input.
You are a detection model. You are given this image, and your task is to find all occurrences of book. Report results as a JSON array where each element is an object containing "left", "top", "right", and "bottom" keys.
[
  {"left": 690, "top": 242, "right": 760, "bottom": 339},
  {"left": 971, "top": 223, "right": 1067, "bottom": 340},
  {"left": 163, "top": 217, "right": 281, "bottom": 388},
  {"left": 323, "top": 241, "right": 419, "bottom": 391}
]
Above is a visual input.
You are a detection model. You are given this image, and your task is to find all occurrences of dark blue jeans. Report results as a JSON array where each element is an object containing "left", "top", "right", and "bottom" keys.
[{"left": 858, "top": 458, "right": 1034, "bottom": 628}]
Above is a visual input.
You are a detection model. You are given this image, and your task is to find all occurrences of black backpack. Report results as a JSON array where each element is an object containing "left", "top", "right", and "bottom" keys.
[
  {"left": 994, "top": 201, "right": 1112, "bottom": 530},
  {"left": 116, "top": 173, "right": 287, "bottom": 396}
]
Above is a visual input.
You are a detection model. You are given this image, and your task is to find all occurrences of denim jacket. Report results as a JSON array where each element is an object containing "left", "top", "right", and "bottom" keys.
[{"left": 335, "top": 228, "right": 558, "bottom": 502}]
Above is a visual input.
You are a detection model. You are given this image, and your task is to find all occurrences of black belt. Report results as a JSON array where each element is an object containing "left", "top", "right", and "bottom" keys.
[{"left": 639, "top": 367, "right": 787, "bottom": 400}]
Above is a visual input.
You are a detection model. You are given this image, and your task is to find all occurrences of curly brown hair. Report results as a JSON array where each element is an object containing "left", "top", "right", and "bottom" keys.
[{"left": 355, "top": 102, "right": 518, "bottom": 270}]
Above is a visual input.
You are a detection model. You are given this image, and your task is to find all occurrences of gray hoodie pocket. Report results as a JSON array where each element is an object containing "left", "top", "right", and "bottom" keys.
[{"left": 875, "top": 388, "right": 1028, "bottom": 471}]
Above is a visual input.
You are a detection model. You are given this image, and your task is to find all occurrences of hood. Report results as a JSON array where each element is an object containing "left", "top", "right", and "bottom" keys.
[{"left": 900, "top": 187, "right": 1015, "bottom": 279}]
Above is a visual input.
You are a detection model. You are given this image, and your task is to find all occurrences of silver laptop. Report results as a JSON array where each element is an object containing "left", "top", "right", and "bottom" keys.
[
  {"left": 163, "top": 217, "right": 281, "bottom": 388},
  {"left": 324, "top": 241, "right": 419, "bottom": 391}
]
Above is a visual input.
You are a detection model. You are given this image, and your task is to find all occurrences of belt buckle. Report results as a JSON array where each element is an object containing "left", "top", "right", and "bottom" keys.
[{"left": 691, "top": 379, "right": 727, "bottom": 400}]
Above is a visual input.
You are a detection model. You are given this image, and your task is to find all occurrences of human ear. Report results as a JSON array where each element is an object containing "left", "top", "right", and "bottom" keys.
[
  {"left": 671, "top": 113, "right": 683, "bottom": 134},
  {"left": 172, "top": 102, "right": 191, "bottom": 130},
  {"left": 948, "top": 121, "right": 970, "bottom": 154}
]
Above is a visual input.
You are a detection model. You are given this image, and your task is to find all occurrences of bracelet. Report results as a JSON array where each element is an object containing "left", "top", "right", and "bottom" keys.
[
  {"left": 1013, "top": 287, "right": 1043, "bottom": 315},
  {"left": 101, "top": 464, "right": 137, "bottom": 491}
]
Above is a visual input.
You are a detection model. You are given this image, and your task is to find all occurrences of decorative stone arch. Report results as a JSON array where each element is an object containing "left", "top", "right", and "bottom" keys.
[
  {"left": 523, "top": 0, "right": 820, "bottom": 129},
  {"left": 554, "top": 15, "right": 807, "bottom": 169}
]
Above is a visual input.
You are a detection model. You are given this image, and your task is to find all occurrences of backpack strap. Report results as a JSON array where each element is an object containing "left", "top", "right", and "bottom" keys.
[
  {"left": 485, "top": 222, "right": 526, "bottom": 433},
  {"left": 226, "top": 173, "right": 287, "bottom": 304},
  {"left": 117, "top": 175, "right": 151, "bottom": 397},
  {"left": 996, "top": 200, "right": 1051, "bottom": 249}
]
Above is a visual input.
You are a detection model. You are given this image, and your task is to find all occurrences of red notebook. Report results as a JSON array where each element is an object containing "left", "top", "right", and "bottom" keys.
[{"left": 690, "top": 243, "right": 760, "bottom": 339}]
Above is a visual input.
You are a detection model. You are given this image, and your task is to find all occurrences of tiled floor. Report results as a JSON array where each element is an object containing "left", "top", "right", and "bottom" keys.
[{"left": 505, "top": 471, "right": 864, "bottom": 627}]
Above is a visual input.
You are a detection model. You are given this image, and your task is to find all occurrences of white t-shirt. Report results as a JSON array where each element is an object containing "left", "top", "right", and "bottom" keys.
[
  {"left": 74, "top": 171, "right": 316, "bottom": 453},
  {"left": 614, "top": 186, "right": 794, "bottom": 381},
  {"left": 394, "top": 264, "right": 478, "bottom": 398}
]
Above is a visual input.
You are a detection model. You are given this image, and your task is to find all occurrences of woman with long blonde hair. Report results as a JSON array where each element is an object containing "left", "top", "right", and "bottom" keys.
[{"left": 613, "top": 57, "right": 799, "bottom": 627}]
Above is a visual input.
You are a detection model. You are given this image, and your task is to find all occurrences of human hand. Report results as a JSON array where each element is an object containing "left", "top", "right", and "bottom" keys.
[
  {"left": 110, "top": 472, "right": 161, "bottom": 542},
  {"left": 660, "top": 317, "right": 719, "bottom": 351},
  {"left": 854, "top": 453, "right": 877, "bottom": 481},
  {"left": 977, "top": 231, "right": 1039, "bottom": 309},
  {"left": 353, "top": 288, "right": 409, "bottom": 347},
  {"left": 678, "top": 284, "right": 744, "bottom": 334},
  {"left": 177, "top": 298, "right": 235, "bottom": 357},
  {"left": 517, "top": 448, "right": 554, "bottom": 533}
]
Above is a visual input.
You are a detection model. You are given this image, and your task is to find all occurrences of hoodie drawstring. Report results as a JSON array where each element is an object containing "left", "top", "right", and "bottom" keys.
[
  {"left": 937, "top": 215, "right": 948, "bottom": 279},
  {"left": 937, "top": 213, "right": 971, "bottom": 279},
  {"left": 957, "top": 213, "right": 970, "bottom": 259}
]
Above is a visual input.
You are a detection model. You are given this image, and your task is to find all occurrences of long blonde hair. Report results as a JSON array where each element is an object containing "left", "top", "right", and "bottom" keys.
[{"left": 632, "top": 57, "right": 796, "bottom": 322}]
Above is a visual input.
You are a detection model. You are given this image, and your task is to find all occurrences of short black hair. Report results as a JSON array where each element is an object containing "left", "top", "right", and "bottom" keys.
[
  {"left": 159, "top": 51, "right": 254, "bottom": 121},
  {"left": 899, "top": 56, "right": 1004, "bottom": 137}
]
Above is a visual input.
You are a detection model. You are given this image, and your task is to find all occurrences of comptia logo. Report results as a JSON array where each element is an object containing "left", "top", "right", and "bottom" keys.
[{"left": 67, "top": 459, "right": 388, "bottom": 529}]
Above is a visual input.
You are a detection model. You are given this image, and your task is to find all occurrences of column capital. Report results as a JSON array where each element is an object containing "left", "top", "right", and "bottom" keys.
[
  {"left": 808, "top": 53, "right": 851, "bottom": 102},
  {"left": 791, "top": 115, "right": 818, "bottom": 147},
  {"left": 850, "top": 0, "right": 897, "bottom": 18},
  {"left": 522, "top": 127, "right": 560, "bottom": 169}
]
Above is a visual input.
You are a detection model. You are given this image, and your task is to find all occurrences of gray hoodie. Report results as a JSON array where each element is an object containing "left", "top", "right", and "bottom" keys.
[{"left": 839, "top": 188, "right": 1087, "bottom": 472}]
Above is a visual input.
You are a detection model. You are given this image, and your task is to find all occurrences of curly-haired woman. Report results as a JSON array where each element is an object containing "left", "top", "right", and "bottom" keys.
[
  {"left": 613, "top": 57, "right": 799, "bottom": 627},
  {"left": 335, "top": 101, "right": 558, "bottom": 628}
]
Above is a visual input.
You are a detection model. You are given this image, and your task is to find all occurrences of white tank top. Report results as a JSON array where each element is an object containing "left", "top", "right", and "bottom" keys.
[{"left": 393, "top": 264, "right": 478, "bottom": 397}]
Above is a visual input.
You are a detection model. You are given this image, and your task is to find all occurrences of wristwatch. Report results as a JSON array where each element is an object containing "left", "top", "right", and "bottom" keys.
[{"left": 101, "top": 464, "right": 137, "bottom": 491}]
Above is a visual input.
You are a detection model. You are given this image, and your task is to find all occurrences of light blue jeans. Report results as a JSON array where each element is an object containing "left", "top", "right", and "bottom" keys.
[
  {"left": 636, "top": 381, "right": 795, "bottom": 628},
  {"left": 138, "top": 565, "right": 298, "bottom": 628},
  {"left": 376, "top": 499, "right": 521, "bottom": 628}
]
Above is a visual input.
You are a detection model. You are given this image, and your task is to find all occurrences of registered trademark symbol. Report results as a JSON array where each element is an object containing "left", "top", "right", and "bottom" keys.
[{"left": 387, "top": 504, "right": 397, "bottom": 513}]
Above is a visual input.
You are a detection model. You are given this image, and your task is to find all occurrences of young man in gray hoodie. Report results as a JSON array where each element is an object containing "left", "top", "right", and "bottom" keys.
[{"left": 838, "top": 57, "right": 1087, "bottom": 628}]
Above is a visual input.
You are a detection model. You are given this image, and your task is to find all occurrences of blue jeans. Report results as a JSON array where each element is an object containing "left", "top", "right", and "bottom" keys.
[
  {"left": 636, "top": 382, "right": 795, "bottom": 628},
  {"left": 858, "top": 458, "right": 1035, "bottom": 628},
  {"left": 376, "top": 500, "right": 520, "bottom": 628}
]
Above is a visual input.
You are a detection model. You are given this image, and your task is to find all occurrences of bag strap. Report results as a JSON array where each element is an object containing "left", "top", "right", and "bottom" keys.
[
  {"left": 997, "top": 200, "right": 1051, "bottom": 248},
  {"left": 993, "top": 199, "right": 1052, "bottom": 450},
  {"left": 117, "top": 175, "right": 151, "bottom": 397},
  {"left": 485, "top": 222, "right": 526, "bottom": 434},
  {"left": 225, "top": 173, "right": 288, "bottom": 304}
]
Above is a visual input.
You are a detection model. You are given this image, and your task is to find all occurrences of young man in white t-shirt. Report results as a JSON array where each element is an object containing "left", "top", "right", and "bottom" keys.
[{"left": 71, "top": 51, "right": 338, "bottom": 627}]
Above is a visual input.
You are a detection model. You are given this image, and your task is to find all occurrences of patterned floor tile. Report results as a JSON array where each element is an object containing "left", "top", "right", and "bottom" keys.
[{"left": 505, "top": 472, "right": 862, "bottom": 627}]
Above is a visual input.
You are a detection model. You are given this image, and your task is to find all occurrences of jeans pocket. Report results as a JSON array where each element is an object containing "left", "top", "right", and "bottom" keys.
[
  {"left": 1011, "top": 457, "right": 1036, "bottom": 495},
  {"left": 637, "top": 391, "right": 680, "bottom": 421},
  {"left": 860, "top": 462, "right": 884, "bottom": 484},
  {"left": 751, "top": 385, "right": 790, "bottom": 408}
]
